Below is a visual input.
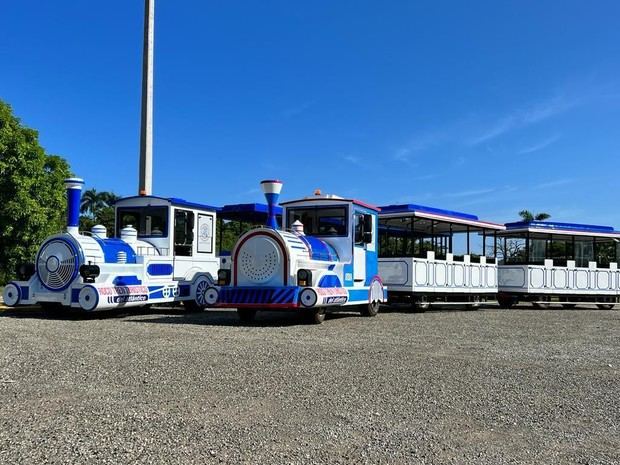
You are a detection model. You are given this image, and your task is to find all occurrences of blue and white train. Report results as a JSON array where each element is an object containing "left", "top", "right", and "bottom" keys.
[
  {"left": 2, "top": 178, "right": 219, "bottom": 312},
  {"left": 205, "top": 180, "right": 387, "bottom": 323}
]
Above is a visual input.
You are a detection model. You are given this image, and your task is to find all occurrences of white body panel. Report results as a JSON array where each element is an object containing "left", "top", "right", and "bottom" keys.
[
  {"left": 379, "top": 252, "right": 498, "bottom": 294},
  {"left": 498, "top": 260, "right": 620, "bottom": 295}
]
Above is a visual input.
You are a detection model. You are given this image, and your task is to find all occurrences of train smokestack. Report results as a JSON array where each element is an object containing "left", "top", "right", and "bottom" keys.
[
  {"left": 64, "top": 178, "right": 85, "bottom": 235},
  {"left": 260, "top": 179, "right": 282, "bottom": 229}
]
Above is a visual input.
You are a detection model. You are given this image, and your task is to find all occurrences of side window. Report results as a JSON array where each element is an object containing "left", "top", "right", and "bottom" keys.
[
  {"left": 174, "top": 209, "right": 194, "bottom": 256},
  {"left": 354, "top": 214, "right": 364, "bottom": 246}
]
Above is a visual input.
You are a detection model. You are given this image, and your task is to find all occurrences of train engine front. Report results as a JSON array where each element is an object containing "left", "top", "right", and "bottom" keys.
[
  {"left": 2, "top": 178, "right": 216, "bottom": 312},
  {"left": 206, "top": 180, "right": 386, "bottom": 324}
]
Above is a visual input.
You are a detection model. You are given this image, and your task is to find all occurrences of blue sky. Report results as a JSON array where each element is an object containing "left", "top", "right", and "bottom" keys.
[{"left": 1, "top": 1, "right": 619, "bottom": 225}]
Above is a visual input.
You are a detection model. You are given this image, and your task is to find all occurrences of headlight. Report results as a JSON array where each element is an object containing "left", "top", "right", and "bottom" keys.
[
  {"left": 79, "top": 264, "right": 100, "bottom": 283},
  {"left": 16, "top": 263, "right": 35, "bottom": 280},
  {"left": 297, "top": 269, "right": 312, "bottom": 287},
  {"left": 217, "top": 269, "right": 231, "bottom": 286}
]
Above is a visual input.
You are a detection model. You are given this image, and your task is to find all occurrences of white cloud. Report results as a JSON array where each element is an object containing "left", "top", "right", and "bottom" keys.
[{"left": 517, "top": 134, "right": 561, "bottom": 154}]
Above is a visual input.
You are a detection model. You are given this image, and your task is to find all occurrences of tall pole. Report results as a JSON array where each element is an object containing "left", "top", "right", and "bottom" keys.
[{"left": 138, "top": 0, "right": 154, "bottom": 196}]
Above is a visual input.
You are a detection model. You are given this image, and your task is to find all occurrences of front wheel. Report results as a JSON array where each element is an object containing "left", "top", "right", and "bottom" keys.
[
  {"left": 596, "top": 304, "right": 615, "bottom": 310},
  {"left": 306, "top": 307, "right": 326, "bottom": 324}
]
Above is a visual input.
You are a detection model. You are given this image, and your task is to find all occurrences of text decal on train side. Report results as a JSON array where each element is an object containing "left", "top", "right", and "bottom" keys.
[
  {"left": 99, "top": 285, "right": 149, "bottom": 304},
  {"left": 316, "top": 287, "right": 349, "bottom": 305}
]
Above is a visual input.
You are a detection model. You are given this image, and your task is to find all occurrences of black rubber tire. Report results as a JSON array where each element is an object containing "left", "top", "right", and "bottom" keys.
[
  {"left": 532, "top": 302, "right": 551, "bottom": 309},
  {"left": 562, "top": 304, "right": 576, "bottom": 309},
  {"left": 596, "top": 304, "right": 615, "bottom": 310},
  {"left": 409, "top": 299, "right": 429, "bottom": 313},
  {"left": 497, "top": 295, "right": 514, "bottom": 309},
  {"left": 237, "top": 308, "right": 257, "bottom": 322},
  {"left": 360, "top": 299, "right": 380, "bottom": 317},
  {"left": 307, "top": 308, "right": 326, "bottom": 324},
  {"left": 182, "top": 300, "right": 205, "bottom": 313}
]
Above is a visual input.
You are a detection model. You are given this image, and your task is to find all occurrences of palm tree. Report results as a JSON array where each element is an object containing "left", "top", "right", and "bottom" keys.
[
  {"left": 518, "top": 210, "right": 551, "bottom": 222},
  {"left": 80, "top": 189, "right": 119, "bottom": 218}
]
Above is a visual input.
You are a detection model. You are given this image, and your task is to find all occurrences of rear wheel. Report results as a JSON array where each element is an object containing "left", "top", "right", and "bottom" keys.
[
  {"left": 497, "top": 294, "right": 514, "bottom": 309},
  {"left": 360, "top": 299, "right": 380, "bottom": 317},
  {"left": 306, "top": 307, "right": 326, "bottom": 324},
  {"left": 410, "top": 297, "right": 429, "bottom": 313},
  {"left": 596, "top": 304, "right": 615, "bottom": 310},
  {"left": 182, "top": 300, "right": 205, "bottom": 313},
  {"left": 237, "top": 308, "right": 257, "bottom": 322}
]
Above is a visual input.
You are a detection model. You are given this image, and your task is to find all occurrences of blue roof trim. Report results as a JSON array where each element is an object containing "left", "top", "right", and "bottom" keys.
[
  {"left": 379, "top": 204, "right": 479, "bottom": 221},
  {"left": 114, "top": 195, "right": 218, "bottom": 212},
  {"left": 221, "top": 203, "right": 283, "bottom": 214},
  {"left": 505, "top": 221, "right": 618, "bottom": 234},
  {"left": 167, "top": 197, "right": 218, "bottom": 212}
]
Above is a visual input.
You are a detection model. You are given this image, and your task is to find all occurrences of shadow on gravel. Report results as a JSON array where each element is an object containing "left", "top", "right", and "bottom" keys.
[
  {"left": 127, "top": 308, "right": 365, "bottom": 328},
  {"left": 0, "top": 305, "right": 191, "bottom": 321}
]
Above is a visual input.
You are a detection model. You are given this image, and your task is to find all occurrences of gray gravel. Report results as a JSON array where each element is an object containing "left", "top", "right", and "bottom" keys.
[{"left": 0, "top": 305, "right": 618, "bottom": 464}]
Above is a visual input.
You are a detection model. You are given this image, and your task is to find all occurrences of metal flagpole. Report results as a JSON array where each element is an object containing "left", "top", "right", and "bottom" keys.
[{"left": 138, "top": 0, "right": 154, "bottom": 196}]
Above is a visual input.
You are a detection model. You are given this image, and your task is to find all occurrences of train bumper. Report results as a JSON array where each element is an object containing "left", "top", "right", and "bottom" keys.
[{"left": 210, "top": 286, "right": 351, "bottom": 309}]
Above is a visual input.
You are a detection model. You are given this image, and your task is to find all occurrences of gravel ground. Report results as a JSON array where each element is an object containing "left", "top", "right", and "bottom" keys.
[{"left": 0, "top": 304, "right": 618, "bottom": 465}]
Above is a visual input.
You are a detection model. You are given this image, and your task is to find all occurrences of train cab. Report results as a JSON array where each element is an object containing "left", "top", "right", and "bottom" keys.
[
  {"left": 206, "top": 180, "right": 386, "bottom": 324},
  {"left": 114, "top": 196, "right": 219, "bottom": 281}
]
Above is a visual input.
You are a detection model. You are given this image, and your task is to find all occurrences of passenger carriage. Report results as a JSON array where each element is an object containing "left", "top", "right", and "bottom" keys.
[
  {"left": 497, "top": 221, "right": 620, "bottom": 309},
  {"left": 206, "top": 180, "right": 387, "bottom": 324},
  {"left": 378, "top": 204, "right": 505, "bottom": 311}
]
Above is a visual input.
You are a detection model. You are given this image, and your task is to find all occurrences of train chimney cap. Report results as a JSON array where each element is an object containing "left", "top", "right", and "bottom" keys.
[{"left": 260, "top": 179, "right": 282, "bottom": 229}]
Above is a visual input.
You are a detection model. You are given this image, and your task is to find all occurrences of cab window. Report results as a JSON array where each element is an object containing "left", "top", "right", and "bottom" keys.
[
  {"left": 174, "top": 209, "right": 194, "bottom": 256},
  {"left": 116, "top": 207, "right": 168, "bottom": 238},
  {"left": 287, "top": 207, "right": 347, "bottom": 236}
]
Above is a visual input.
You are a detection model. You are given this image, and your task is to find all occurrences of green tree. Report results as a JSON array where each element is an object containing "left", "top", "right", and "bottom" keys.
[
  {"left": 0, "top": 100, "right": 72, "bottom": 284},
  {"left": 518, "top": 210, "right": 551, "bottom": 222}
]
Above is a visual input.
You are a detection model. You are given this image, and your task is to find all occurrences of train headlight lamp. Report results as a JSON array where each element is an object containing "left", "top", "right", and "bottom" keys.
[
  {"left": 79, "top": 264, "right": 100, "bottom": 283},
  {"left": 16, "top": 262, "right": 36, "bottom": 280},
  {"left": 297, "top": 269, "right": 312, "bottom": 287},
  {"left": 217, "top": 269, "right": 231, "bottom": 286}
]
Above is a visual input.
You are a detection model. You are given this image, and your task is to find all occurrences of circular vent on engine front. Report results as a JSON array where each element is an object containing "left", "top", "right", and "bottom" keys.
[
  {"left": 36, "top": 238, "right": 80, "bottom": 291},
  {"left": 237, "top": 235, "right": 281, "bottom": 284}
]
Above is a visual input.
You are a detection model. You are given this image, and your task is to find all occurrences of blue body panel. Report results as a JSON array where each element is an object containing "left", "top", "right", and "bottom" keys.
[
  {"left": 92, "top": 237, "right": 137, "bottom": 264},
  {"left": 380, "top": 203, "right": 479, "bottom": 221},
  {"left": 219, "top": 286, "right": 301, "bottom": 306}
]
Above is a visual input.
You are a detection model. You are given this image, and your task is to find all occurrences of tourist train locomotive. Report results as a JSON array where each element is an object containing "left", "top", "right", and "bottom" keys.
[
  {"left": 2, "top": 178, "right": 219, "bottom": 312},
  {"left": 205, "top": 180, "right": 387, "bottom": 323}
]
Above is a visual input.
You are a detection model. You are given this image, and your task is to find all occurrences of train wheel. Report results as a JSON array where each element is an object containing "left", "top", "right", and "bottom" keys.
[
  {"left": 360, "top": 299, "right": 380, "bottom": 317},
  {"left": 410, "top": 297, "right": 429, "bottom": 313},
  {"left": 306, "top": 308, "right": 326, "bottom": 324},
  {"left": 469, "top": 296, "right": 481, "bottom": 310},
  {"left": 238, "top": 308, "right": 257, "bottom": 322},
  {"left": 596, "top": 304, "right": 615, "bottom": 310},
  {"left": 532, "top": 302, "right": 551, "bottom": 309},
  {"left": 497, "top": 294, "right": 514, "bottom": 309},
  {"left": 182, "top": 300, "right": 204, "bottom": 313}
]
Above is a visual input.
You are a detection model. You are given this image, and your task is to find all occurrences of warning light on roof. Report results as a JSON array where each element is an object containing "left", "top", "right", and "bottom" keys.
[{"left": 314, "top": 189, "right": 322, "bottom": 196}]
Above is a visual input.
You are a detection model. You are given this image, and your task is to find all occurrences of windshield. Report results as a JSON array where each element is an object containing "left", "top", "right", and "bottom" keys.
[
  {"left": 286, "top": 206, "right": 348, "bottom": 236},
  {"left": 116, "top": 207, "right": 169, "bottom": 238}
]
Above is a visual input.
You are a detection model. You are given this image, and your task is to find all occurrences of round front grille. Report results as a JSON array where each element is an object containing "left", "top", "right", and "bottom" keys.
[
  {"left": 37, "top": 238, "right": 80, "bottom": 291},
  {"left": 238, "top": 236, "right": 281, "bottom": 284}
]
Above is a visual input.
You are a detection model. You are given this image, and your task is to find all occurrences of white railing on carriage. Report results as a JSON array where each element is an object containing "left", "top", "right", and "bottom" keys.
[
  {"left": 378, "top": 251, "right": 498, "bottom": 293},
  {"left": 498, "top": 260, "right": 620, "bottom": 295},
  {"left": 137, "top": 246, "right": 167, "bottom": 256}
]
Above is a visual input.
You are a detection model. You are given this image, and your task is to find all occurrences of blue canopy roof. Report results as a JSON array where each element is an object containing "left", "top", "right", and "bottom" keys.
[
  {"left": 505, "top": 221, "right": 617, "bottom": 234},
  {"left": 219, "top": 203, "right": 283, "bottom": 222},
  {"left": 380, "top": 204, "right": 479, "bottom": 221}
]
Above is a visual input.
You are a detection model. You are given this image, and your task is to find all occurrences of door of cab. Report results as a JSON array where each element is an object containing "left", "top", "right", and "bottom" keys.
[
  {"left": 173, "top": 208, "right": 195, "bottom": 279},
  {"left": 353, "top": 212, "right": 373, "bottom": 286}
]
